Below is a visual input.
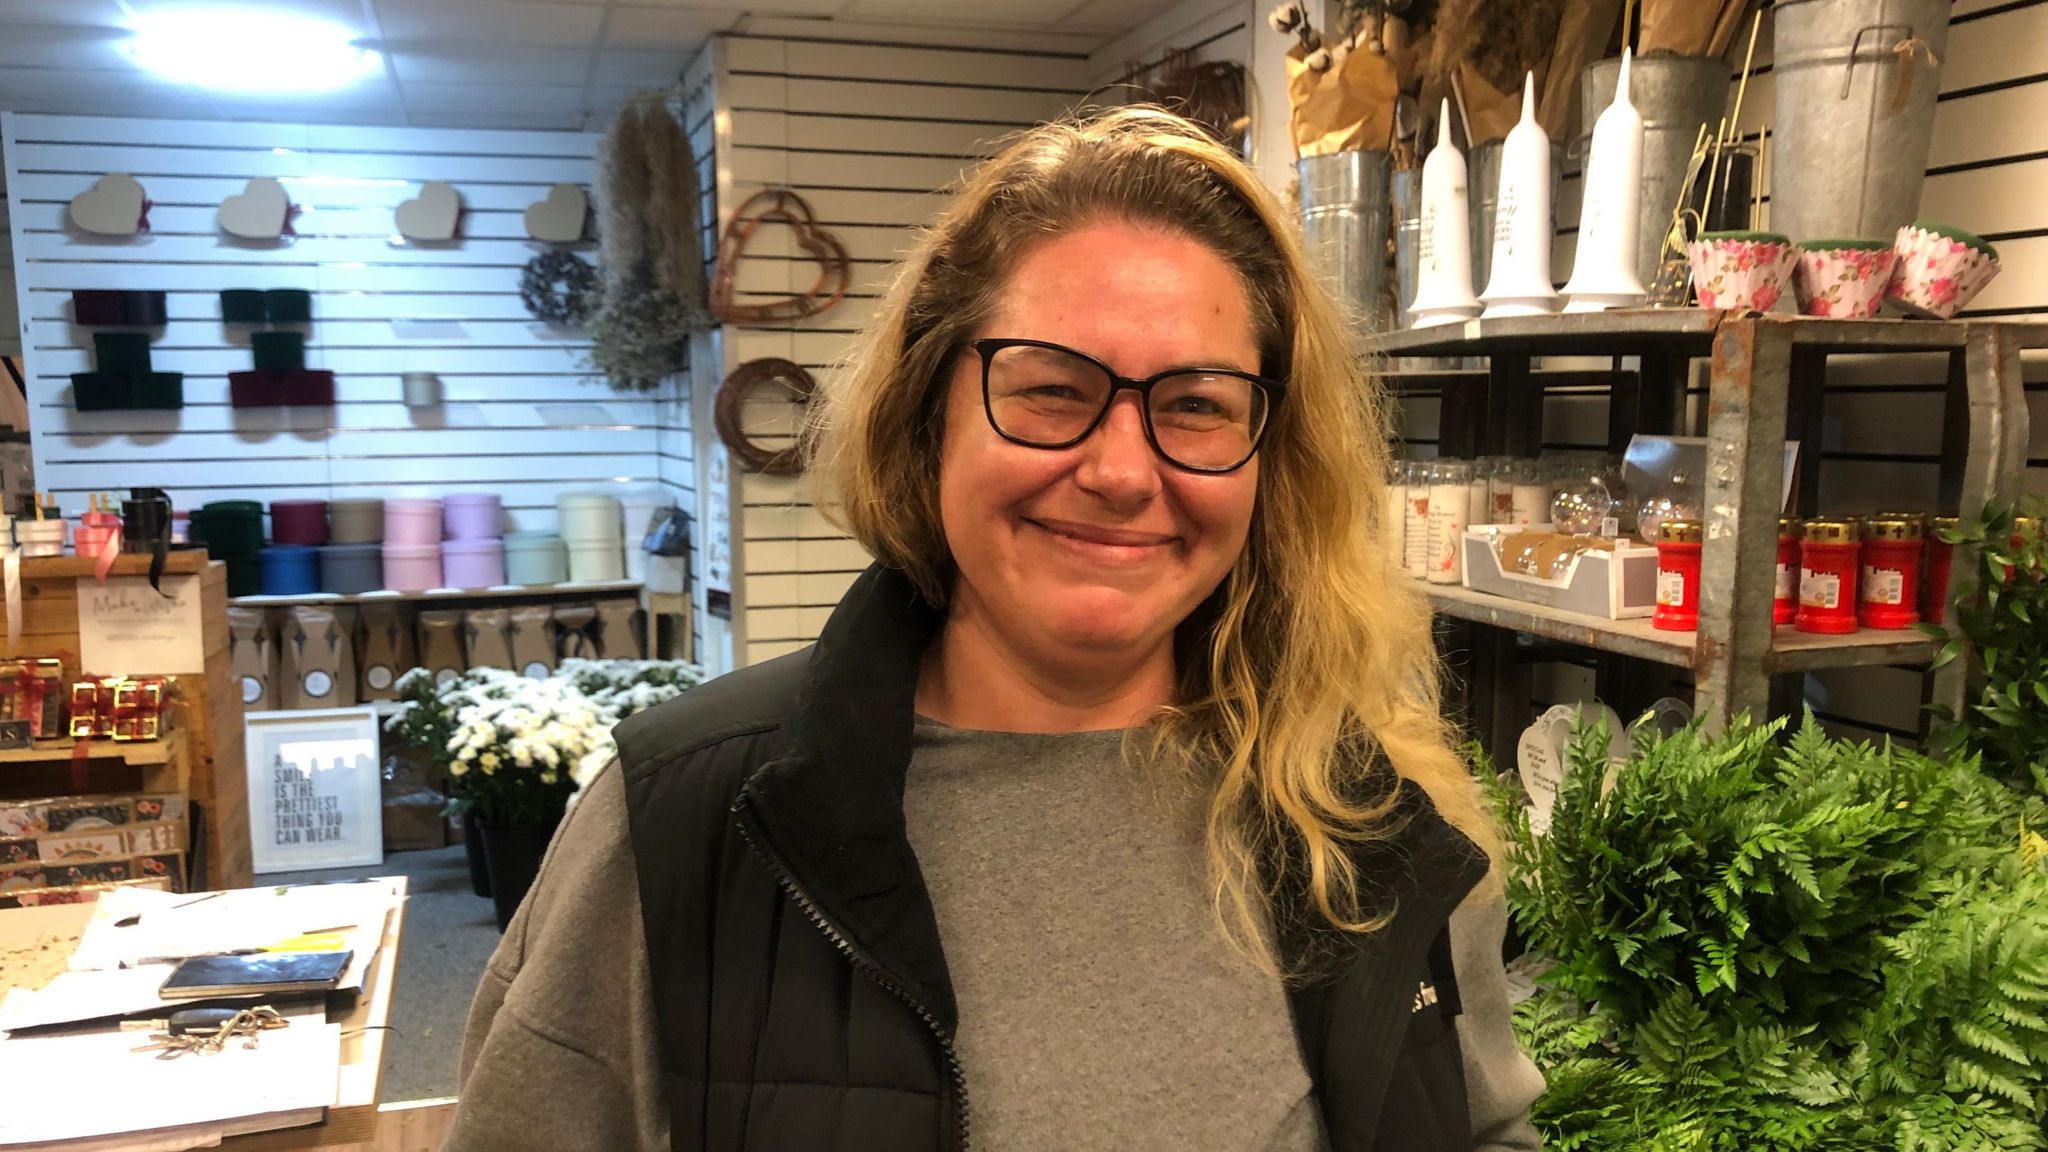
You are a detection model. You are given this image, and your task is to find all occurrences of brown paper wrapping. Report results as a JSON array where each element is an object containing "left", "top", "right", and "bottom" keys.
[
  {"left": 594, "top": 599, "right": 644, "bottom": 660},
  {"left": 356, "top": 603, "right": 417, "bottom": 702},
  {"left": 462, "top": 608, "right": 514, "bottom": 673},
  {"left": 553, "top": 603, "right": 600, "bottom": 661},
  {"left": 1288, "top": 43, "right": 1402, "bottom": 158},
  {"left": 280, "top": 605, "right": 356, "bottom": 710},
  {"left": 509, "top": 606, "right": 558, "bottom": 680},
  {"left": 416, "top": 609, "right": 467, "bottom": 687},
  {"left": 228, "top": 607, "right": 279, "bottom": 713}
]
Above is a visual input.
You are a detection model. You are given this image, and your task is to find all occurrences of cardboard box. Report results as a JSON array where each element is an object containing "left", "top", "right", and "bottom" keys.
[
  {"left": 44, "top": 799, "right": 132, "bottom": 833},
  {"left": 417, "top": 610, "right": 467, "bottom": 686},
  {"left": 0, "top": 801, "right": 47, "bottom": 838},
  {"left": 228, "top": 606, "right": 281, "bottom": 712},
  {"left": 281, "top": 605, "right": 357, "bottom": 709},
  {"left": 508, "top": 605, "right": 557, "bottom": 679},
  {"left": 357, "top": 602, "right": 418, "bottom": 701},
  {"left": 0, "top": 863, "right": 47, "bottom": 893},
  {"left": 38, "top": 831, "right": 126, "bottom": 861},
  {"left": 594, "top": 598, "right": 644, "bottom": 660},
  {"left": 1460, "top": 527, "right": 1660, "bottom": 620},
  {"left": 553, "top": 603, "right": 599, "bottom": 660},
  {"left": 463, "top": 607, "right": 515, "bottom": 672},
  {"left": 382, "top": 792, "right": 447, "bottom": 853}
]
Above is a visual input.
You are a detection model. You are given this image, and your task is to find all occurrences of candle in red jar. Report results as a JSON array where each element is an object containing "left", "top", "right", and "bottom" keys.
[
  {"left": 1796, "top": 519, "right": 1861, "bottom": 635},
  {"left": 1921, "top": 515, "right": 1959, "bottom": 624},
  {"left": 1775, "top": 517, "right": 1801, "bottom": 625},
  {"left": 1858, "top": 516, "right": 1923, "bottom": 630},
  {"left": 1653, "top": 519, "right": 1703, "bottom": 631}
]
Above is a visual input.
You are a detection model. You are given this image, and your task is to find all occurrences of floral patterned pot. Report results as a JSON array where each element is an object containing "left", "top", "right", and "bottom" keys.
[
  {"left": 1886, "top": 222, "right": 2001, "bottom": 319},
  {"left": 1688, "top": 230, "right": 1797, "bottom": 313},
  {"left": 1792, "top": 239, "right": 1897, "bottom": 318}
]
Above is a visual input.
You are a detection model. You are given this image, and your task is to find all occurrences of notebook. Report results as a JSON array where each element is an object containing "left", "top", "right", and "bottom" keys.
[{"left": 159, "top": 950, "right": 354, "bottom": 1000}]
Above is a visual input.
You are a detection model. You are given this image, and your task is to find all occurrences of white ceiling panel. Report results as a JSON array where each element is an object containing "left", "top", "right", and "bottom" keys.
[
  {"left": 842, "top": 0, "right": 1087, "bottom": 24},
  {"left": 0, "top": 0, "right": 1176, "bottom": 131},
  {"left": 589, "top": 49, "right": 693, "bottom": 87},
  {"left": 389, "top": 45, "right": 592, "bottom": 86},
  {"left": 604, "top": 7, "right": 753, "bottom": 49},
  {"left": 371, "top": 0, "right": 605, "bottom": 48}
]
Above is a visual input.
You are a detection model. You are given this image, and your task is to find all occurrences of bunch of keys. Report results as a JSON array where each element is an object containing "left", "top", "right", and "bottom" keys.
[{"left": 128, "top": 1006, "right": 288, "bottom": 1059}]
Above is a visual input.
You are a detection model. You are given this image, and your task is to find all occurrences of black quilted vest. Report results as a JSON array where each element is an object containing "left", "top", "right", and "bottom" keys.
[{"left": 616, "top": 565, "right": 1489, "bottom": 1151}]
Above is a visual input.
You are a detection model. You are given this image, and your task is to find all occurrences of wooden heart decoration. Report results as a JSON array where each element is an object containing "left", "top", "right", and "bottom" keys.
[
  {"left": 523, "top": 183, "right": 588, "bottom": 243},
  {"left": 710, "top": 188, "right": 852, "bottom": 324},
  {"left": 70, "top": 173, "right": 148, "bottom": 236},
  {"left": 219, "top": 177, "right": 292, "bottom": 240},
  {"left": 395, "top": 181, "right": 462, "bottom": 242}
]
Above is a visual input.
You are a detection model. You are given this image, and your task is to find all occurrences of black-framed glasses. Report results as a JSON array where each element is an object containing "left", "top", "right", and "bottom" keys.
[{"left": 970, "top": 338, "right": 1284, "bottom": 474}]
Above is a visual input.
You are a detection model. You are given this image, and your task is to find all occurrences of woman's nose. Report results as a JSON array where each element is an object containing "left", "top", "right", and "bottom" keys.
[{"left": 1072, "top": 393, "right": 1163, "bottom": 506}]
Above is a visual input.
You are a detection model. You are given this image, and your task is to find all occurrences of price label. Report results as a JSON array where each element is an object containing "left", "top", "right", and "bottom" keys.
[
  {"left": 1656, "top": 569, "right": 1687, "bottom": 607},
  {"left": 1800, "top": 568, "right": 1841, "bottom": 610},
  {"left": 1862, "top": 566, "right": 1905, "bottom": 606}
]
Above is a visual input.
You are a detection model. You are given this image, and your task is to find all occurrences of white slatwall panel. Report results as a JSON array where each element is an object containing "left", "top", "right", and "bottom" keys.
[
  {"left": 1180, "top": 3, "right": 2048, "bottom": 741},
  {"left": 711, "top": 33, "right": 1092, "bottom": 667},
  {"left": 1, "top": 113, "right": 645, "bottom": 536}
]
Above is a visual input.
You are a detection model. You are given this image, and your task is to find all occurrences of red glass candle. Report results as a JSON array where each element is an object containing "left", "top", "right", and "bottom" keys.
[
  {"left": 1796, "top": 519, "right": 1861, "bottom": 635},
  {"left": 1654, "top": 519, "right": 1703, "bottom": 631},
  {"left": 1775, "top": 517, "right": 1801, "bottom": 626},
  {"left": 1920, "top": 516, "right": 1958, "bottom": 625},
  {"left": 1858, "top": 516, "right": 1923, "bottom": 630}
]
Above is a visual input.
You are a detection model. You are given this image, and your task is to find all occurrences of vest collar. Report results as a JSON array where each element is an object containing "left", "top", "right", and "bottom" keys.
[{"left": 737, "top": 565, "right": 958, "bottom": 1027}]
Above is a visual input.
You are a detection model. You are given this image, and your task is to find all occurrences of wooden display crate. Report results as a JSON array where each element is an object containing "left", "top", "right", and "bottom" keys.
[{"left": 1, "top": 552, "right": 248, "bottom": 889}]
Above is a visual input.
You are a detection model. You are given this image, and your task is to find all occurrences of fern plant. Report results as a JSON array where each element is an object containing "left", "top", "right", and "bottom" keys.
[
  {"left": 1491, "top": 714, "right": 2048, "bottom": 1151},
  {"left": 1925, "top": 496, "right": 2048, "bottom": 798}
]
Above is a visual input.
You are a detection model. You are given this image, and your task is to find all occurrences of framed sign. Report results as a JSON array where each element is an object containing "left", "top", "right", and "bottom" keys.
[{"left": 245, "top": 707, "right": 383, "bottom": 873}]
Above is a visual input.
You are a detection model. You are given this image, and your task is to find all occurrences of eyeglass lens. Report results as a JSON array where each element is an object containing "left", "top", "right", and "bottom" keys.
[{"left": 983, "top": 343, "right": 1268, "bottom": 472}]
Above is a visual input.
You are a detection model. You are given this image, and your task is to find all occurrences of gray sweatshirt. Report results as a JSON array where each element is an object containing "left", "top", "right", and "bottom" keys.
[{"left": 450, "top": 734, "right": 1546, "bottom": 1151}]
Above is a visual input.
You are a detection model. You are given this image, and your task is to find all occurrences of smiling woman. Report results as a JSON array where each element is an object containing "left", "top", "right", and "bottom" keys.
[{"left": 449, "top": 107, "right": 1544, "bottom": 1152}]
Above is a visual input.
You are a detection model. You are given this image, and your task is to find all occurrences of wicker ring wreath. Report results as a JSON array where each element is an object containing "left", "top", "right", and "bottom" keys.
[
  {"left": 715, "top": 358, "right": 816, "bottom": 476},
  {"left": 519, "top": 250, "right": 597, "bottom": 325}
]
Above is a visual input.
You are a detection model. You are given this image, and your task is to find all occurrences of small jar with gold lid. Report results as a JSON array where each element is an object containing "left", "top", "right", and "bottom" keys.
[
  {"left": 1653, "top": 518, "right": 1703, "bottom": 631},
  {"left": 1775, "top": 516, "right": 1802, "bottom": 625},
  {"left": 1797, "top": 518, "right": 1861, "bottom": 635},
  {"left": 1859, "top": 515, "right": 1924, "bottom": 630}
]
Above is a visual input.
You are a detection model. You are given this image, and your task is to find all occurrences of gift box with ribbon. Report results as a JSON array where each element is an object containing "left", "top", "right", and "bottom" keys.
[
  {"left": 0, "top": 659, "right": 66, "bottom": 740},
  {"left": 69, "top": 676, "right": 174, "bottom": 742}
]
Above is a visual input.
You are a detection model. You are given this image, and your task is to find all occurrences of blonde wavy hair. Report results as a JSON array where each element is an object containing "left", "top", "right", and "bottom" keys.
[{"left": 805, "top": 106, "right": 1497, "bottom": 973}]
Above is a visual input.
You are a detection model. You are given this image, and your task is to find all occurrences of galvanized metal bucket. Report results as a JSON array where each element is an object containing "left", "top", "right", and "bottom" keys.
[
  {"left": 1391, "top": 168, "right": 1424, "bottom": 325},
  {"left": 1769, "top": 0, "right": 1950, "bottom": 243},
  {"left": 1297, "top": 150, "right": 1393, "bottom": 333},
  {"left": 1574, "top": 54, "right": 1730, "bottom": 286}
]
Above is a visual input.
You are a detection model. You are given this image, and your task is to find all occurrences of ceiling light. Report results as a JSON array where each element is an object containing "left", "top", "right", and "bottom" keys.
[{"left": 126, "top": 6, "right": 382, "bottom": 93}]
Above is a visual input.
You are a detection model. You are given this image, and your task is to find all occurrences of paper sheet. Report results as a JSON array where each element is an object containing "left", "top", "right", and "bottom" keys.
[
  {"left": 0, "top": 964, "right": 176, "bottom": 1034},
  {"left": 67, "top": 881, "right": 400, "bottom": 995},
  {"left": 0, "top": 1018, "right": 340, "bottom": 1146}
]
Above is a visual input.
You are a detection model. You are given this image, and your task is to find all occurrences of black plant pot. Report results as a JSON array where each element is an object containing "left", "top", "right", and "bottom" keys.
[
  {"left": 479, "top": 817, "right": 561, "bottom": 932},
  {"left": 461, "top": 807, "right": 491, "bottom": 899}
]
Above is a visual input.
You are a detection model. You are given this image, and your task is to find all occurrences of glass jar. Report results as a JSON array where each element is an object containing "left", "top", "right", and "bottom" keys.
[
  {"left": 1426, "top": 460, "right": 1471, "bottom": 584},
  {"left": 1402, "top": 461, "right": 1431, "bottom": 578}
]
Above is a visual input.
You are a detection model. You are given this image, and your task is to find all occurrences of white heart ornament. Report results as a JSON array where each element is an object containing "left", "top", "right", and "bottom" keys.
[
  {"left": 523, "top": 184, "right": 588, "bottom": 243},
  {"left": 69, "top": 173, "right": 147, "bottom": 236},
  {"left": 219, "top": 177, "right": 291, "bottom": 240},
  {"left": 395, "top": 181, "right": 462, "bottom": 242}
]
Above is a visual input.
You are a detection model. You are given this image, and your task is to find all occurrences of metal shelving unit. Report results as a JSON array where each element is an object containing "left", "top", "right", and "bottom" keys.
[{"left": 1370, "top": 311, "right": 2047, "bottom": 747}]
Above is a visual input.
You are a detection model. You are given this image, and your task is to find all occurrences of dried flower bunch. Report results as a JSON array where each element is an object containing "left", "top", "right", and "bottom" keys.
[{"left": 590, "top": 95, "right": 706, "bottom": 393}]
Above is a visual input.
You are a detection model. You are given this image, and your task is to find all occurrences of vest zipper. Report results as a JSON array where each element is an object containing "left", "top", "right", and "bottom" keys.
[{"left": 732, "top": 793, "right": 973, "bottom": 1152}]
